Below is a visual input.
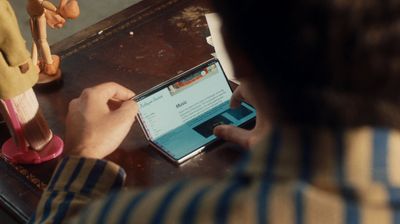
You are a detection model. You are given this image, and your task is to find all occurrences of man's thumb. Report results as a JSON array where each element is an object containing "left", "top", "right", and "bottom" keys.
[{"left": 213, "top": 124, "right": 252, "bottom": 149}]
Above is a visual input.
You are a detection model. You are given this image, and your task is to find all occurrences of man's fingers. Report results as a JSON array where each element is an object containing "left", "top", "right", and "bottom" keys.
[
  {"left": 81, "top": 82, "right": 135, "bottom": 103},
  {"left": 109, "top": 100, "right": 139, "bottom": 133},
  {"left": 111, "top": 100, "right": 139, "bottom": 124},
  {"left": 95, "top": 82, "right": 135, "bottom": 101},
  {"left": 213, "top": 124, "right": 252, "bottom": 149},
  {"left": 230, "top": 87, "right": 244, "bottom": 108}
]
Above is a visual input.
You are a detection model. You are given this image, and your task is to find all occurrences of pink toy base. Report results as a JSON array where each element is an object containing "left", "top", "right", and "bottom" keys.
[{"left": 1, "top": 135, "right": 63, "bottom": 164}]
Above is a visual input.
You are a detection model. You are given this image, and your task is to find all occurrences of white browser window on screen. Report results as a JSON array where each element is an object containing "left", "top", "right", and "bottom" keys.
[{"left": 135, "top": 59, "right": 256, "bottom": 164}]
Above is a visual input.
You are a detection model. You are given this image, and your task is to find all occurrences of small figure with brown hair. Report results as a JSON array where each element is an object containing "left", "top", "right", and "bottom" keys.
[{"left": 27, "top": 0, "right": 79, "bottom": 84}]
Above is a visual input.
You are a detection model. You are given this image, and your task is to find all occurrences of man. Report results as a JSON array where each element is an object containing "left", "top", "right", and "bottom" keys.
[{"left": 31, "top": 0, "right": 400, "bottom": 223}]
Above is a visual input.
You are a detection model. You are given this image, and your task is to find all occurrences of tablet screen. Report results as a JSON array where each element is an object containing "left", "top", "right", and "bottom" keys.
[{"left": 136, "top": 60, "right": 256, "bottom": 162}]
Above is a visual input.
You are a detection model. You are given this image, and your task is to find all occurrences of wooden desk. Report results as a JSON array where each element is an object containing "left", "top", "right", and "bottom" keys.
[{"left": 0, "top": 0, "right": 245, "bottom": 222}]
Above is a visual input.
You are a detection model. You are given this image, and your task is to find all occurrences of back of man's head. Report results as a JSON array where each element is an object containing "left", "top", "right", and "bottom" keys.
[{"left": 214, "top": 0, "right": 400, "bottom": 128}]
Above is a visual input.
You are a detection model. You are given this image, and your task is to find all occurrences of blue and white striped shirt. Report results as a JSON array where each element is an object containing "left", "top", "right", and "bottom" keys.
[{"left": 31, "top": 126, "right": 400, "bottom": 223}]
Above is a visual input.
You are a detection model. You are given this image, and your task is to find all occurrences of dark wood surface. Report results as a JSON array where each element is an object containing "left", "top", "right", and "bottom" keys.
[{"left": 0, "top": 0, "right": 245, "bottom": 222}]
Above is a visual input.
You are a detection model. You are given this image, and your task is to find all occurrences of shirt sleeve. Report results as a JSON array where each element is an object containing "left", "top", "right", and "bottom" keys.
[
  {"left": 30, "top": 156, "right": 126, "bottom": 224},
  {"left": 30, "top": 156, "right": 254, "bottom": 224}
]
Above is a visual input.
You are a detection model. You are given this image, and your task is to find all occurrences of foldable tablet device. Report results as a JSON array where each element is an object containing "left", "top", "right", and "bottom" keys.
[{"left": 134, "top": 59, "right": 256, "bottom": 164}]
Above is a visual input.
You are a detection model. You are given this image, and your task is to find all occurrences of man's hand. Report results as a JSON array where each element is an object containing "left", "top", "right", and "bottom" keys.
[
  {"left": 213, "top": 85, "right": 269, "bottom": 149},
  {"left": 65, "top": 82, "right": 138, "bottom": 159}
]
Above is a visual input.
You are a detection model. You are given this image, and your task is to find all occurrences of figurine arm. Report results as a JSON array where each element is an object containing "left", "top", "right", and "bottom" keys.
[
  {"left": 42, "top": 0, "right": 57, "bottom": 12},
  {"left": 44, "top": 0, "right": 80, "bottom": 29},
  {"left": 44, "top": 9, "right": 66, "bottom": 29}
]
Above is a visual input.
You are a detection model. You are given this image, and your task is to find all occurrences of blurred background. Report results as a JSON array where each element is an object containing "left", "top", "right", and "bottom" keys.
[{"left": 9, "top": 0, "right": 142, "bottom": 45}]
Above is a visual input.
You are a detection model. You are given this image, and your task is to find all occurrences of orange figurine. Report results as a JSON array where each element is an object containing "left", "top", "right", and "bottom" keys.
[{"left": 27, "top": 0, "right": 79, "bottom": 85}]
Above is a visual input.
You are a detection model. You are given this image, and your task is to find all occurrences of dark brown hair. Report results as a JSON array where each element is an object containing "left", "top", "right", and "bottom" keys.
[{"left": 214, "top": 0, "right": 400, "bottom": 128}]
